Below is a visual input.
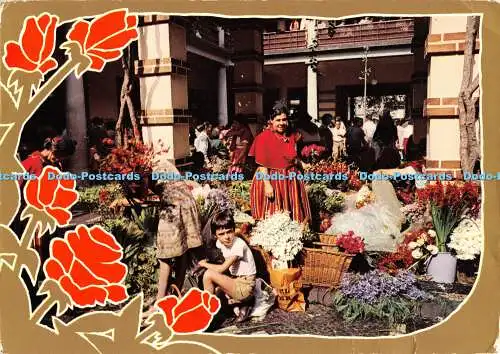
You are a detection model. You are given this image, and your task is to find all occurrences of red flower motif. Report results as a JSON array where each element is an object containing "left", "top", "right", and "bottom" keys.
[
  {"left": 43, "top": 225, "right": 128, "bottom": 307},
  {"left": 2, "top": 13, "right": 59, "bottom": 74},
  {"left": 24, "top": 166, "right": 78, "bottom": 226},
  {"left": 157, "top": 288, "right": 221, "bottom": 333},
  {"left": 66, "top": 9, "right": 138, "bottom": 71},
  {"left": 335, "top": 231, "right": 365, "bottom": 254}
]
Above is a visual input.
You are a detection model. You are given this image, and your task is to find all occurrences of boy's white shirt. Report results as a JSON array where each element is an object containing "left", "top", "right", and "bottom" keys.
[{"left": 216, "top": 237, "right": 256, "bottom": 277}]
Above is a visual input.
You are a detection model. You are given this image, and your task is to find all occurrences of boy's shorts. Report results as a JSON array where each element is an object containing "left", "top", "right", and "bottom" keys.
[{"left": 233, "top": 275, "right": 256, "bottom": 302}]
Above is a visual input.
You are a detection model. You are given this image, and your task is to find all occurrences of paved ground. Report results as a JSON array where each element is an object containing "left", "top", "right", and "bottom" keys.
[{"left": 213, "top": 280, "right": 473, "bottom": 336}]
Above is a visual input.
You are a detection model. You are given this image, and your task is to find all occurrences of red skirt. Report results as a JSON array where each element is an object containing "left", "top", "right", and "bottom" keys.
[{"left": 250, "top": 167, "right": 311, "bottom": 224}]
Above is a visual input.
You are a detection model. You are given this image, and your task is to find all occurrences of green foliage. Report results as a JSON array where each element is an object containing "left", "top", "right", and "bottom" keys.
[
  {"left": 76, "top": 183, "right": 124, "bottom": 212},
  {"left": 301, "top": 228, "right": 319, "bottom": 246},
  {"left": 323, "top": 191, "right": 346, "bottom": 214},
  {"left": 125, "top": 246, "right": 159, "bottom": 300},
  {"left": 98, "top": 206, "right": 160, "bottom": 301},
  {"left": 333, "top": 292, "right": 418, "bottom": 325},
  {"left": 227, "top": 181, "right": 252, "bottom": 211},
  {"left": 76, "top": 185, "right": 101, "bottom": 211}
]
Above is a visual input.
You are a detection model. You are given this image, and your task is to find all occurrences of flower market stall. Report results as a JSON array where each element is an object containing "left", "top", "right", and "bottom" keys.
[{"left": 70, "top": 137, "right": 482, "bottom": 336}]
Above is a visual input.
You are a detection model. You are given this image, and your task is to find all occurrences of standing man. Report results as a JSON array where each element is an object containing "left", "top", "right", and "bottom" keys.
[
  {"left": 362, "top": 115, "right": 377, "bottom": 146},
  {"left": 318, "top": 114, "right": 334, "bottom": 156},
  {"left": 194, "top": 122, "right": 212, "bottom": 165},
  {"left": 346, "top": 117, "right": 367, "bottom": 167},
  {"left": 331, "top": 118, "right": 346, "bottom": 161}
]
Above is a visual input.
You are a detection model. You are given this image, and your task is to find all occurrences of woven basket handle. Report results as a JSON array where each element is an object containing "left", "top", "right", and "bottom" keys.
[{"left": 169, "top": 284, "right": 182, "bottom": 297}]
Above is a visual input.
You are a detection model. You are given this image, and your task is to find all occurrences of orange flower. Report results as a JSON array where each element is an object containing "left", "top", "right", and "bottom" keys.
[
  {"left": 66, "top": 9, "right": 138, "bottom": 71},
  {"left": 157, "top": 288, "right": 221, "bottom": 333},
  {"left": 24, "top": 166, "right": 78, "bottom": 226},
  {"left": 2, "top": 13, "right": 58, "bottom": 74},
  {"left": 43, "top": 225, "right": 128, "bottom": 307}
]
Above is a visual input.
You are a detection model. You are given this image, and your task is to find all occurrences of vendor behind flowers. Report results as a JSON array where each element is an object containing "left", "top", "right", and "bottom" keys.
[{"left": 248, "top": 101, "right": 311, "bottom": 224}]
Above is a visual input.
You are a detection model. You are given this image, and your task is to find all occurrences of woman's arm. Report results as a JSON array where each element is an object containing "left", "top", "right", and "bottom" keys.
[{"left": 199, "top": 256, "right": 238, "bottom": 274}]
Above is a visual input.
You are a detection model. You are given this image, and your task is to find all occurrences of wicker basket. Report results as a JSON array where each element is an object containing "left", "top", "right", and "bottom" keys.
[
  {"left": 318, "top": 234, "right": 337, "bottom": 251},
  {"left": 301, "top": 245, "right": 354, "bottom": 288}
]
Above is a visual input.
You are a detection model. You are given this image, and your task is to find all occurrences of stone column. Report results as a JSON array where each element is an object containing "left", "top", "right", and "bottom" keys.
[
  {"left": 307, "top": 65, "right": 318, "bottom": 119},
  {"left": 279, "top": 86, "right": 287, "bottom": 101},
  {"left": 135, "top": 15, "right": 191, "bottom": 168},
  {"left": 218, "top": 66, "right": 228, "bottom": 126},
  {"left": 65, "top": 73, "right": 88, "bottom": 172},
  {"left": 231, "top": 24, "right": 264, "bottom": 134},
  {"left": 424, "top": 15, "right": 480, "bottom": 178}
]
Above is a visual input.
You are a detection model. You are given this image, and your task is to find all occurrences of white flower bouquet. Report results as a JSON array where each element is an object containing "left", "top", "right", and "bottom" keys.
[
  {"left": 447, "top": 218, "right": 482, "bottom": 260},
  {"left": 250, "top": 212, "right": 303, "bottom": 268},
  {"left": 355, "top": 185, "right": 374, "bottom": 209},
  {"left": 234, "top": 210, "right": 255, "bottom": 225}
]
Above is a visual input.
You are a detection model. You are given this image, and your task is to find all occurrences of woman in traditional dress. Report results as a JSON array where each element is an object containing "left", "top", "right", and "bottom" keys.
[
  {"left": 248, "top": 102, "right": 311, "bottom": 223},
  {"left": 226, "top": 114, "right": 254, "bottom": 175},
  {"left": 143, "top": 160, "right": 203, "bottom": 316}
]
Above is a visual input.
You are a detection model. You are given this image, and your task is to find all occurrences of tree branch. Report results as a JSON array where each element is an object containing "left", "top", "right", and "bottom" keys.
[{"left": 467, "top": 75, "right": 480, "bottom": 97}]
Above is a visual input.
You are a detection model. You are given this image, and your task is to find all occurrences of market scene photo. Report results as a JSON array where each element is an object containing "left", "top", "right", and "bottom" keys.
[{"left": 8, "top": 12, "right": 482, "bottom": 340}]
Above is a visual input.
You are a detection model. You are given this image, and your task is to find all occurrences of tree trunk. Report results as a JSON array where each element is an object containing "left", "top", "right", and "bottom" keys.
[
  {"left": 458, "top": 16, "right": 480, "bottom": 174},
  {"left": 116, "top": 47, "right": 140, "bottom": 148}
]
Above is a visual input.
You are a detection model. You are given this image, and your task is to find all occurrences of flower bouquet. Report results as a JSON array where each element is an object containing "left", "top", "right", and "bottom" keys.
[
  {"left": 355, "top": 185, "right": 374, "bottom": 209},
  {"left": 301, "top": 144, "right": 327, "bottom": 164},
  {"left": 405, "top": 229, "right": 439, "bottom": 270},
  {"left": 100, "top": 139, "right": 167, "bottom": 198},
  {"left": 250, "top": 212, "right": 303, "bottom": 269},
  {"left": 401, "top": 202, "right": 427, "bottom": 226},
  {"left": 249, "top": 212, "right": 306, "bottom": 312},
  {"left": 334, "top": 231, "right": 366, "bottom": 255},
  {"left": 417, "top": 180, "right": 480, "bottom": 252},
  {"left": 447, "top": 217, "right": 482, "bottom": 260}
]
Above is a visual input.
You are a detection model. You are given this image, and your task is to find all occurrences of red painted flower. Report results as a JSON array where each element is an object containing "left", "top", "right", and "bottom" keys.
[
  {"left": 24, "top": 166, "right": 78, "bottom": 226},
  {"left": 66, "top": 9, "right": 138, "bottom": 71},
  {"left": 157, "top": 288, "right": 221, "bottom": 333},
  {"left": 3, "top": 13, "right": 59, "bottom": 74},
  {"left": 43, "top": 225, "right": 128, "bottom": 307}
]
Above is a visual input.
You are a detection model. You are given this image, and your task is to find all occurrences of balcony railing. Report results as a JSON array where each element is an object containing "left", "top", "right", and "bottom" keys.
[
  {"left": 263, "top": 19, "right": 414, "bottom": 53},
  {"left": 187, "top": 20, "right": 234, "bottom": 51},
  {"left": 263, "top": 30, "right": 307, "bottom": 52}
]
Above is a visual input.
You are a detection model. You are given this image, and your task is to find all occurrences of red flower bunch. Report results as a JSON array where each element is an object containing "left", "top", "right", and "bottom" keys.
[
  {"left": 401, "top": 228, "right": 435, "bottom": 246},
  {"left": 98, "top": 189, "right": 109, "bottom": 204},
  {"left": 306, "top": 161, "right": 349, "bottom": 175},
  {"left": 417, "top": 180, "right": 479, "bottom": 210},
  {"left": 396, "top": 189, "right": 415, "bottom": 205},
  {"left": 348, "top": 170, "right": 362, "bottom": 191},
  {"left": 301, "top": 144, "right": 327, "bottom": 162},
  {"left": 377, "top": 245, "right": 414, "bottom": 275},
  {"left": 100, "top": 139, "right": 163, "bottom": 177},
  {"left": 335, "top": 231, "right": 365, "bottom": 254}
]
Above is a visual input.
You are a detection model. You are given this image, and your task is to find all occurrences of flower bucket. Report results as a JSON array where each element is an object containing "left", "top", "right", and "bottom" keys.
[{"left": 426, "top": 252, "right": 457, "bottom": 283}]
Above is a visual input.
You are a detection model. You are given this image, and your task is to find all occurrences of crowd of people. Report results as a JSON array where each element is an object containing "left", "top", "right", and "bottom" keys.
[{"left": 190, "top": 106, "right": 422, "bottom": 176}]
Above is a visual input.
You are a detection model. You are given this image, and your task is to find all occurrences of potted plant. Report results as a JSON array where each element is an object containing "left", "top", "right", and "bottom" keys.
[
  {"left": 416, "top": 181, "right": 480, "bottom": 283},
  {"left": 100, "top": 139, "right": 168, "bottom": 199}
]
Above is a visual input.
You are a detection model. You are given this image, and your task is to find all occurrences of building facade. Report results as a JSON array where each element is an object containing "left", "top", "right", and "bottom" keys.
[{"left": 53, "top": 15, "right": 479, "bottom": 175}]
